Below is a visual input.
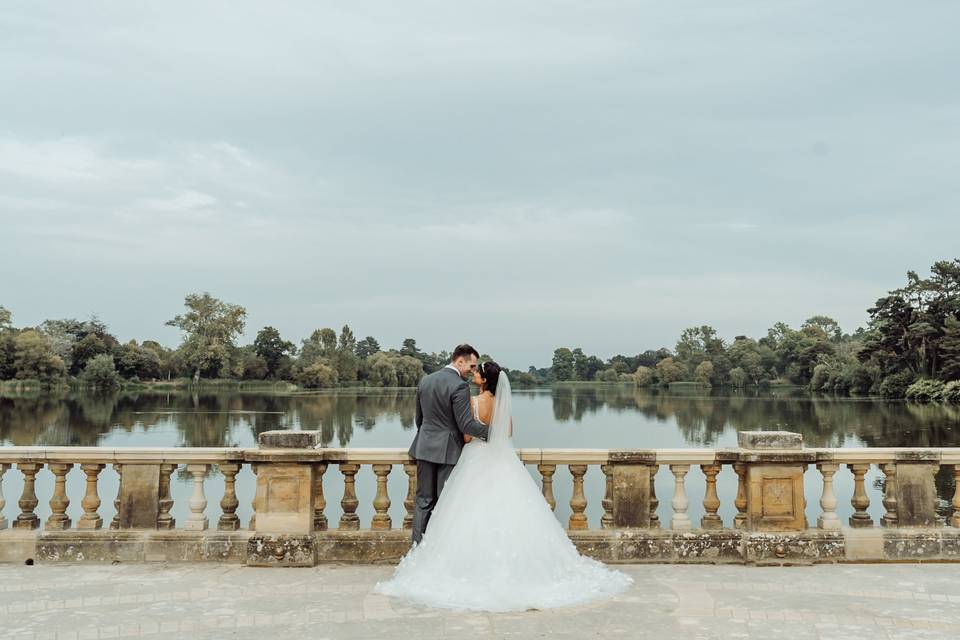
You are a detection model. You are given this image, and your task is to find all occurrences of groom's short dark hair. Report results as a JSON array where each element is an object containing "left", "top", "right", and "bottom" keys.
[{"left": 451, "top": 344, "right": 479, "bottom": 362}]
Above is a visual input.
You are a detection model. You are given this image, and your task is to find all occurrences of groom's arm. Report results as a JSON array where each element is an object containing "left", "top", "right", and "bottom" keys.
[
  {"left": 415, "top": 384, "right": 423, "bottom": 429},
  {"left": 452, "top": 383, "right": 488, "bottom": 441}
]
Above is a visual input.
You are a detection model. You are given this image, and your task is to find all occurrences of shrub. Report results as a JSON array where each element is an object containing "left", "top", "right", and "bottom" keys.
[
  {"left": 905, "top": 378, "right": 945, "bottom": 402},
  {"left": 81, "top": 354, "right": 121, "bottom": 389},
  {"left": 941, "top": 380, "right": 960, "bottom": 403},
  {"left": 295, "top": 362, "right": 338, "bottom": 389},
  {"left": 633, "top": 366, "right": 654, "bottom": 387},
  {"left": 878, "top": 371, "right": 916, "bottom": 399}
]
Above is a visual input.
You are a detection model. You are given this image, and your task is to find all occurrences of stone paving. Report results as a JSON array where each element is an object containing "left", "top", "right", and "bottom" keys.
[{"left": 1, "top": 563, "right": 959, "bottom": 639}]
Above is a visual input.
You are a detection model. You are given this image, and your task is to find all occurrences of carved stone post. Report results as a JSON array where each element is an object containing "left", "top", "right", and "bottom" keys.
[
  {"left": 649, "top": 465, "right": 660, "bottom": 528},
  {"left": 701, "top": 464, "right": 722, "bottom": 529},
  {"left": 46, "top": 463, "right": 73, "bottom": 530},
  {"left": 880, "top": 463, "right": 898, "bottom": 527},
  {"left": 77, "top": 463, "right": 104, "bottom": 529},
  {"left": 733, "top": 462, "right": 747, "bottom": 530},
  {"left": 13, "top": 462, "right": 42, "bottom": 529},
  {"left": 185, "top": 464, "right": 209, "bottom": 531},
  {"left": 670, "top": 464, "right": 691, "bottom": 530},
  {"left": 607, "top": 451, "right": 655, "bottom": 528},
  {"left": 538, "top": 464, "right": 557, "bottom": 511},
  {"left": 600, "top": 464, "right": 613, "bottom": 529},
  {"left": 339, "top": 463, "right": 360, "bottom": 530},
  {"left": 315, "top": 463, "right": 329, "bottom": 531},
  {"left": 157, "top": 464, "right": 176, "bottom": 530},
  {"left": 740, "top": 431, "right": 811, "bottom": 531},
  {"left": 952, "top": 465, "right": 960, "bottom": 528},
  {"left": 0, "top": 463, "right": 8, "bottom": 530},
  {"left": 403, "top": 463, "right": 416, "bottom": 530},
  {"left": 371, "top": 464, "right": 392, "bottom": 530},
  {"left": 249, "top": 463, "right": 257, "bottom": 530},
  {"left": 218, "top": 463, "right": 241, "bottom": 531},
  {"left": 568, "top": 465, "right": 588, "bottom": 530},
  {"left": 849, "top": 463, "right": 873, "bottom": 528},
  {"left": 816, "top": 462, "right": 841, "bottom": 530},
  {"left": 889, "top": 455, "right": 939, "bottom": 527}
]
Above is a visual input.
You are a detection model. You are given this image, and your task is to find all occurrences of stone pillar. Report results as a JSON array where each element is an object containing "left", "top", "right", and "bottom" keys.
[
  {"left": 670, "top": 465, "right": 691, "bottom": 530},
  {"left": 253, "top": 463, "right": 317, "bottom": 533},
  {"left": 607, "top": 451, "right": 656, "bottom": 528},
  {"left": 46, "top": 463, "right": 73, "bottom": 530},
  {"left": 218, "top": 463, "right": 241, "bottom": 531},
  {"left": 403, "top": 462, "right": 416, "bottom": 530},
  {"left": 848, "top": 464, "right": 873, "bottom": 528},
  {"left": 889, "top": 453, "right": 940, "bottom": 527},
  {"left": 568, "top": 465, "right": 588, "bottom": 530},
  {"left": 157, "top": 464, "right": 176, "bottom": 530},
  {"left": 315, "top": 463, "right": 329, "bottom": 532},
  {"left": 371, "top": 464, "right": 392, "bottom": 530},
  {"left": 116, "top": 463, "right": 162, "bottom": 529},
  {"left": 952, "top": 465, "right": 960, "bottom": 529},
  {"left": 0, "top": 463, "right": 9, "bottom": 530},
  {"left": 13, "top": 462, "right": 42, "bottom": 530},
  {"left": 739, "top": 431, "right": 812, "bottom": 532},
  {"left": 816, "top": 462, "right": 841, "bottom": 530},
  {"left": 538, "top": 464, "right": 557, "bottom": 511},
  {"left": 251, "top": 431, "right": 320, "bottom": 535},
  {"left": 185, "top": 464, "right": 210, "bottom": 531},
  {"left": 77, "top": 463, "right": 104, "bottom": 530},
  {"left": 701, "top": 464, "right": 722, "bottom": 529}
]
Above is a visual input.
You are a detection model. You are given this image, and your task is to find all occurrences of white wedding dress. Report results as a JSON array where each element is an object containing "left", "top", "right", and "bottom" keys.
[{"left": 375, "top": 374, "right": 632, "bottom": 612}]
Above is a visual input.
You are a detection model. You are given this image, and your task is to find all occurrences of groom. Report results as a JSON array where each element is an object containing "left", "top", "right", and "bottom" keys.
[{"left": 409, "top": 343, "right": 489, "bottom": 543}]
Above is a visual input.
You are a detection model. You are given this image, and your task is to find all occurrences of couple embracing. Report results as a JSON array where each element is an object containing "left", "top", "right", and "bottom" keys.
[{"left": 376, "top": 344, "right": 631, "bottom": 612}]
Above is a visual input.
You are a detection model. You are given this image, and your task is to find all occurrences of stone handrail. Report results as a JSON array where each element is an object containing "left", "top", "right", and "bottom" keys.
[{"left": 2, "top": 433, "right": 960, "bottom": 565}]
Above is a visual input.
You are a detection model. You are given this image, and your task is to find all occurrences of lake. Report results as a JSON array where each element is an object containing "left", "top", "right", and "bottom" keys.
[{"left": 2, "top": 385, "right": 959, "bottom": 531}]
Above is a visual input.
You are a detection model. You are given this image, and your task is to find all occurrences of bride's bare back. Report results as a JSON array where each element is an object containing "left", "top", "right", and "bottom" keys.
[{"left": 464, "top": 392, "right": 494, "bottom": 442}]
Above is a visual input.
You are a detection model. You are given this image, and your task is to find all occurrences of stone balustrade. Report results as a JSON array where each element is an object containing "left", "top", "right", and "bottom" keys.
[{"left": 2, "top": 432, "right": 960, "bottom": 566}]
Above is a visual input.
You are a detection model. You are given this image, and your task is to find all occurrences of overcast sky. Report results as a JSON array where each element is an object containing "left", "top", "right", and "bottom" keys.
[{"left": 1, "top": 1, "right": 958, "bottom": 367}]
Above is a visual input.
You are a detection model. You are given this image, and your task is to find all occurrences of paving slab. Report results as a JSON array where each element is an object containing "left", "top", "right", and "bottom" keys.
[{"left": 1, "top": 563, "right": 958, "bottom": 639}]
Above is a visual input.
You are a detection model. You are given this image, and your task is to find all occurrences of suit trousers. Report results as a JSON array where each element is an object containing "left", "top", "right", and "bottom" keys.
[{"left": 411, "top": 459, "right": 455, "bottom": 544}]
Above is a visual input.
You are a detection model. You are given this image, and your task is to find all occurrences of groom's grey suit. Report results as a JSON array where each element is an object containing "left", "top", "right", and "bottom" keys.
[{"left": 409, "top": 366, "right": 488, "bottom": 543}]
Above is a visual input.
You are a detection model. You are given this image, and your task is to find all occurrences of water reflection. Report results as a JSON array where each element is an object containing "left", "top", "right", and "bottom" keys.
[{"left": 1, "top": 386, "right": 958, "bottom": 450}]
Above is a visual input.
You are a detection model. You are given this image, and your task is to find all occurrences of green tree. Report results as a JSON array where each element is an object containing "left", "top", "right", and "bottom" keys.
[
  {"left": 13, "top": 330, "right": 66, "bottom": 382},
  {"left": 336, "top": 325, "right": 359, "bottom": 384},
  {"left": 0, "top": 306, "right": 11, "bottom": 332},
  {"left": 400, "top": 338, "right": 422, "bottom": 359},
  {"left": 0, "top": 306, "right": 15, "bottom": 379},
  {"left": 729, "top": 367, "right": 747, "bottom": 388},
  {"left": 295, "top": 361, "right": 338, "bottom": 388},
  {"left": 81, "top": 353, "right": 121, "bottom": 388},
  {"left": 166, "top": 292, "right": 247, "bottom": 381},
  {"left": 552, "top": 348, "right": 575, "bottom": 381},
  {"left": 633, "top": 366, "right": 654, "bottom": 387},
  {"left": 253, "top": 326, "right": 296, "bottom": 378},
  {"left": 694, "top": 361, "right": 714, "bottom": 386},
  {"left": 655, "top": 357, "right": 686, "bottom": 385},
  {"left": 395, "top": 355, "right": 426, "bottom": 387},
  {"left": 355, "top": 336, "right": 381, "bottom": 359},
  {"left": 369, "top": 354, "right": 398, "bottom": 387},
  {"left": 939, "top": 315, "right": 960, "bottom": 381},
  {"left": 117, "top": 340, "right": 162, "bottom": 379}
]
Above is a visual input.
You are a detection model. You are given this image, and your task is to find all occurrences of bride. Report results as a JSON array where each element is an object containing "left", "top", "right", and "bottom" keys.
[{"left": 375, "top": 361, "right": 632, "bottom": 612}]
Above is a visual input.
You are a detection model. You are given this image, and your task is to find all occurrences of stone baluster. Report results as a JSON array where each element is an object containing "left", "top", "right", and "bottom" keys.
[
  {"left": 13, "top": 462, "right": 42, "bottom": 529},
  {"left": 185, "top": 464, "right": 209, "bottom": 530},
  {"left": 249, "top": 464, "right": 258, "bottom": 530},
  {"left": 0, "top": 463, "right": 12, "bottom": 531},
  {"left": 403, "top": 463, "right": 416, "bottom": 530},
  {"left": 0, "top": 463, "right": 9, "bottom": 530},
  {"left": 701, "top": 464, "right": 722, "bottom": 529},
  {"left": 568, "top": 465, "right": 588, "bottom": 530},
  {"left": 538, "top": 464, "right": 557, "bottom": 511},
  {"left": 157, "top": 464, "right": 176, "bottom": 530},
  {"left": 951, "top": 465, "right": 960, "bottom": 528},
  {"left": 600, "top": 464, "right": 613, "bottom": 529},
  {"left": 649, "top": 465, "right": 660, "bottom": 528},
  {"left": 78, "top": 463, "right": 104, "bottom": 529},
  {"left": 670, "top": 464, "right": 691, "bottom": 530},
  {"left": 339, "top": 463, "right": 360, "bottom": 529},
  {"left": 849, "top": 463, "right": 873, "bottom": 528},
  {"left": 46, "top": 463, "right": 73, "bottom": 530},
  {"left": 881, "top": 463, "right": 898, "bottom": 527},
  {"left": 315, "top": 463, "right": 329, "bottom": 531},
  {"left": 733, "top": 462, "right": 747, "bottom": 530},
  {"left": 218, "top": 463, "right": 241, "bottom": 531},
  {"left": 371, "top": 464, "right": 392, "bottom": 530},
  {"left": 816, "top": 463, "right": 841, "bottom": 530},
  {"left": 110, "top": 464, "right": 121, "bottom": 530}
]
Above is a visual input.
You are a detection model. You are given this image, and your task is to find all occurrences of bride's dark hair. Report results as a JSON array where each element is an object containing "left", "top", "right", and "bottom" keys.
[{"left": 479, "top": 361, "right": 502, "bottom": 395}]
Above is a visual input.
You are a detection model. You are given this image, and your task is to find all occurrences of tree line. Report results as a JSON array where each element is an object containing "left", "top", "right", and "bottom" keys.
[
  {"left": 538, "top": 259, "right": 960, "bottom": 402},
  {"left": 1, "top": 258, "right": 958, "bottom": 400}
]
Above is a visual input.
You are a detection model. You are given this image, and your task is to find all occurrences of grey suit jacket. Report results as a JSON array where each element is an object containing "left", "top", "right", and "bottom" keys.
[{"left": 409, "top": 367, "right": 488, "bottom": 465}]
